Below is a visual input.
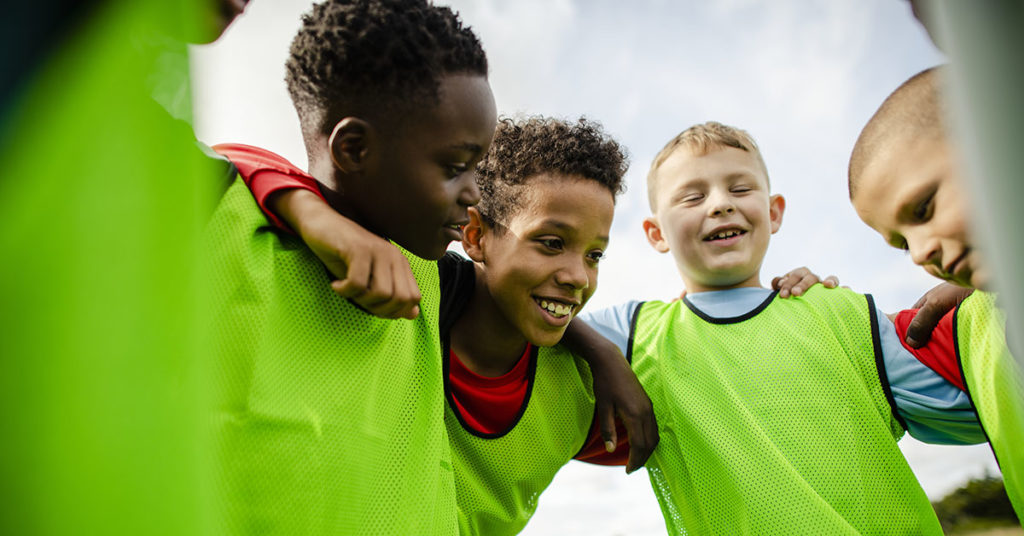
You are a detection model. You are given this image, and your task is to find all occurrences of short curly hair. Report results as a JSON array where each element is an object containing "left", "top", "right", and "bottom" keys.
[
  {"left": 284, "top": 0, "right": 488, "bottom": 136},
  {"left": 475, "top": 117, "right": 629, "bottom": 227}
]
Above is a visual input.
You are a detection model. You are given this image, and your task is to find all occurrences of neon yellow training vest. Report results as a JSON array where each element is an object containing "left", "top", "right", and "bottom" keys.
[
  {"left": 954, "top": 290, "right": 1024, "bottom": 522},
  {"left": 203, "top": 177, "right": 456, "bottom": 535},
  {"left": 630, "top": 286, "right": 941, "bottom": 535},
  {"left": 444, "top": 343, "right": 595, "bottom": 535}
]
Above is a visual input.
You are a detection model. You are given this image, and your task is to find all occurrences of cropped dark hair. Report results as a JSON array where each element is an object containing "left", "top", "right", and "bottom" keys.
[
  {"left": 476, "top": 117, "right": 629, "bottom": 226},
  {"left": 285, "top": 0, "right": 488, "bottom": 135}
]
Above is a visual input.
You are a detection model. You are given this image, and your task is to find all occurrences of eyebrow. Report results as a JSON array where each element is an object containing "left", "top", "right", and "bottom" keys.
[
  {"left": 895, "top": 181, "right": 936, "bottom": 223},
  {"left": 538, "top": 219, "right": 610, "bottom": 243}
]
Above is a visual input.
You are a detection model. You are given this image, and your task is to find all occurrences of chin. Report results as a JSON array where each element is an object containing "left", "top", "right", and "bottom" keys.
[
  {"left": 968, "top": 269, "right": 989, "bottom": 290},
  {"left": 528, "top": 328, "right": 566, "bottom": 349},
  {"left": 407, "top": 239, "right": 450, "bottom": 261}
]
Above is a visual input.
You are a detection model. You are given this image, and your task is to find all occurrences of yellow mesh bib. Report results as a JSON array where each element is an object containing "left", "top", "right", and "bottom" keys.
[
  {"left": 445, "top": 344, "right": 594, "bottom": 535},
  {"left": 203, "top": 177, "right": 456, "bottom": 535},
  {"left": 630, "top": 286, "right": 940, "bottom": 535},
  {"left": 955, "top": 290, "right": 1024, "bottom": 521}
]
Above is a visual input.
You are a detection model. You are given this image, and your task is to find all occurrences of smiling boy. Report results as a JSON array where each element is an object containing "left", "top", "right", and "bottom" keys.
[
  {"left": 849, "top": 65, "right": 1024, "bottom": 523},
  {"left": 217, "top": 116, "right": 661, "bottom": 535},
  {"left": 579, "top": 121, "right": 983, "bottom": 534},
  {"left": 203, "top": 1, "right": 495, "bottom": 534}
]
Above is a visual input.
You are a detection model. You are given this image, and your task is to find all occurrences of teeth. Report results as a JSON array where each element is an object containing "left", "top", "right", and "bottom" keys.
[
  {"left": 710, "top": 230, "right": 742, "bottom": 240},
  {"left": 538, "top": 299, "right": 573, "bottom": 318}
]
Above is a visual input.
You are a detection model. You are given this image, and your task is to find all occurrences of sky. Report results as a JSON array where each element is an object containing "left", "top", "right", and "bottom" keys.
[{"left": 192, "top": 1, "right": 1001, "bottom": 534}]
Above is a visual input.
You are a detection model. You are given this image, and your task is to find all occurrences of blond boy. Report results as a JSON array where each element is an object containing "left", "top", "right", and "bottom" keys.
[{"left": 581, "top": 121, "right": 980, "bottom": 534}]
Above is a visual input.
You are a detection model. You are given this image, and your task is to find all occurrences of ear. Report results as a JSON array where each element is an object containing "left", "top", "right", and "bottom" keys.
[
  {"left": 328, "top": 117, "right": 374, "bottom": 172},
  {"left": 768, "top": 194, "right": 786, "bottom": 234},
  {"left": 642, "top": 216, "right": 671, "bottom": 253},
  {"left": 462, "top": 207, "right": 489, "bottom": 262}
]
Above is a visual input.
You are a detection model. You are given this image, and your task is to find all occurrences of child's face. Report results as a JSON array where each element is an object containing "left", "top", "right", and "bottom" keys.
[
  {"left": 852, "top": 136, "right": 986, "bottom": 288},
  {"left": 644, "top": 146, "right": 784, "bottom": 293},
  {"left": 366, "top": 74, "right": 497, "bottom": 260},
  {"left": 474, "top": 175, "right": 614, "bottom": 347}
]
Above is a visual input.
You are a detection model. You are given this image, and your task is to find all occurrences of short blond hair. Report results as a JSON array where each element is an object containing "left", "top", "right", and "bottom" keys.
[{"left": 646, "top": 121, "right": 769, "bottom": 211}]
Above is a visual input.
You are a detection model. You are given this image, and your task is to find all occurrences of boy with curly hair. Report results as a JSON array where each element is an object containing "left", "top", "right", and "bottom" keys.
[
  {"left": 220, "top": 113, "right": 845, "bottom": 534},
  {"left": 849, "top": 65, "right": 1024, "bottom": 523},
  {"left": 204, "top": 1, "right": 495, "bottom": 533},
  {"left": 217, "top": 116, "right": 664, "bottom": 535}
]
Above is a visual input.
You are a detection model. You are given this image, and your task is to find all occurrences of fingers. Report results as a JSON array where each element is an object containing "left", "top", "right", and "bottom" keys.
[
  {"left": 330, "top": 250, "right": 421, "bottom": 319},
  {"left": 775, "top": 267, "right": 814, "bottom": 298},
  {"left": 774, "top": 268, "right": 839, "bottom": 298},
  {"left": 622, "top": 400, "right": 658, "bottom": 474},
  {"left": 904, "top": 307, "right": 941, "bottom": 348},
  {"left": 905, "top": 283, "right": 973, "bottom": 347},
  {"left": 597, "top": 401, "right": 618, "bottom": 455}
]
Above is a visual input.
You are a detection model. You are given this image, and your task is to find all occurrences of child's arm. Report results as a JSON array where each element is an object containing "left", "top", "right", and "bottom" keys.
[
  {"left": 212, "top": 142, "right": 422, "bottom": 320},
  {"left": 561, "top": 318, "right": 658, "bottom": 474},
  {"left": 269, "top": 189, "right": 422, "bottom": 320}
]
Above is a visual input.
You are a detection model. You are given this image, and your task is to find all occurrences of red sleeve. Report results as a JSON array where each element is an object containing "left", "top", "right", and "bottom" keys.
[
  {"left": 573, "top": 418, "right": 629, "bottom": 466},
  {"left": 893, "top": 308, "right": 965, "bottom": 391},
  {"left": 211, "top": 143, "right": 324, "bottom": 232}
]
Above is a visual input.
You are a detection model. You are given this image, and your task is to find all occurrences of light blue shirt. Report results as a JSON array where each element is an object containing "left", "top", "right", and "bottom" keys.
[{"left": 580, "top": 287, "right": 983, "bottom": 445}]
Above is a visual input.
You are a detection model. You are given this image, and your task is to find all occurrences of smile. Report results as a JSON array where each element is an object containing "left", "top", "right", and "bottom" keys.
[
  {"left": 943, "top": 249, "right": 970, "bottom": 278},
  {"left": 534, "top": 297, "right": 576, "bottom": 319},
  {"left": 703, "top": 228, "right": 747, "bottom": 241}
]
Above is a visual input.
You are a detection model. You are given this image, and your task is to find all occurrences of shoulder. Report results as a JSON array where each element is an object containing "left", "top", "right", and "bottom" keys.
[{"left": 212, "top": 143, "right": 310, "bottom": 181}]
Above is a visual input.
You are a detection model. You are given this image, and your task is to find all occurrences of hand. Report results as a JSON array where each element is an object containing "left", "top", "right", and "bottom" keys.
[
  {"left": 271, "top": 189, "right": 422, "bottom": 319},
  {"left": 561, "top": 319, "right": 659, "bottom": 473},
  {"left": 904, "top": 282, "right": 974, "bottom": 347},
  {"left": 771, "top": 266, "right": 839, "bottom": 298},
  {"left": 590, "top": 348, "right": 658, "bottom": 473}
]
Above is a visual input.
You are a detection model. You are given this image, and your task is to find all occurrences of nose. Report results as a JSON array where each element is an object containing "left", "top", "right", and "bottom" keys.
[
  {"left": 906, "top": 229, "right": 941, "bottom": 267},
  {"left": 707, "top": 190, "right": 735, "bottom": 217},
  {"left": 457, "top": 172, "right": 481, "bottom": 207},
  {"left": 555, "top": 257, "right": 590, "bottom": 291}
]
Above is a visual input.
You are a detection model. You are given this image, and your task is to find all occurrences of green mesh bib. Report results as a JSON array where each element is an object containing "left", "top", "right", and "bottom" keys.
[
  {"left": 630, "top": 286, "right": 941, "bottom": 535},
  {"left": 203, "top": 177, "right": 456, "bottom": 535},
  {"left": 445, "top": 344, "right": 595, "bottom": 535},
  {"left": 954, "top": 291, "right": 1024, "bottom": 521}
]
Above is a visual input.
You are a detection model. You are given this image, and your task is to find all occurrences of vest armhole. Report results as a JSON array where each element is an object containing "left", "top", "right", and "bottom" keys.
[
  {"left": 625, "top": 301, "right": 646, "bottom": 365},
  {"left": 867, "top": 293, "right": 909, "bottom": 431},
  {"left": 952, "top": 301, "right": 1000, "bottom": 464}
]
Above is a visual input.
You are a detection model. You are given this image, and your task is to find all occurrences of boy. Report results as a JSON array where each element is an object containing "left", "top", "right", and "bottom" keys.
[
  {"left": 220, "top": 116, "right": 660, "bottom": 534},
  {"left": 581, "top": 121, "right": 983, "bottom": 534},
  {"left": 849, "top": 65, "right": 1024, "bottom": 522},
  {"left": 203, "top": 1, "right": 495, "bottom": 534},
  {"left": 222, "top": 116, "right": 838, "bottom": 534}
]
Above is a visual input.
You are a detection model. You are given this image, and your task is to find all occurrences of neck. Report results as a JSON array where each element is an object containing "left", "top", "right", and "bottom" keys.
[
  {"left": 449, "top": 263, "right": 530, "bottom": 378},
  {"left": 682, "top": 271, "right": 764, "bottom": 294}
]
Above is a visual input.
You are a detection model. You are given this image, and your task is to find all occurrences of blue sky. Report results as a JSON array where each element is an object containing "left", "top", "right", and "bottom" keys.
[{"left": 193, "top": 2, "right": 999, "bottom": 533}]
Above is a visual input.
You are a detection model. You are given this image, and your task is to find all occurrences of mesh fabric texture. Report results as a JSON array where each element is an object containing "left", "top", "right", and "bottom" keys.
[
  {"left": 955, "top": 290, "right": 1024, "bottom": 521},
  {"left": 203, "top": 177, "right": 456, "bottom": 535},
  {"left": 630, "top": 286, "right": 941, "bottom": 535},
  {"left": 445, "top": 343, "right": 595, "bottom": 535}
]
